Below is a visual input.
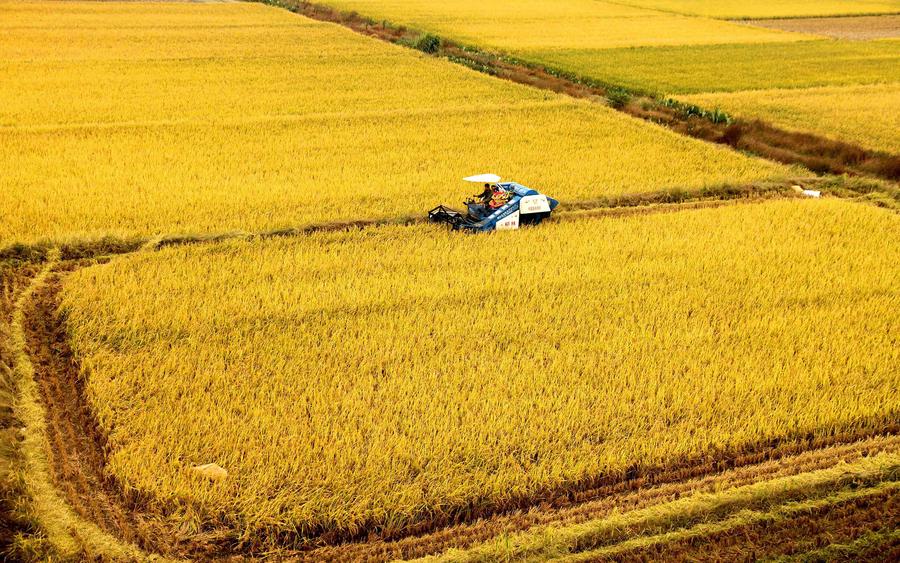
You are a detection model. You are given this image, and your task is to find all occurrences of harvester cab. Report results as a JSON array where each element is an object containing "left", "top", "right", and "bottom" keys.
[{"left": 428, "top": 174, "right": 559, "bottom": 232}]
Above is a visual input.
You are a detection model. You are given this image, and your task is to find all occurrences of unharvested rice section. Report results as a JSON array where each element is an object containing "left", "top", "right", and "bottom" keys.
[
  {"left": 0, "top": 0, "right": 789, "bottom": 248},
  {"left": 683, "top": 83, "right": 900, "bottom": 154},
  {"left": 59, "top": 199, "right": 900, "bottom": 546},
  {"left": 315, "top": 0, "right": 899, "bottom": 154}
]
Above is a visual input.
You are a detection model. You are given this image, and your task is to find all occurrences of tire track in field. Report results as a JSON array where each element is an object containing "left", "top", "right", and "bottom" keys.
[
  {"left": 582, "top": 484, "right": 900, "bottom": 562},
  {"left": 300, "top": 437, "right": 900, "bottom": 561},
  {"left": 20, "top": 266, "right": 226, "bottom": 559}
]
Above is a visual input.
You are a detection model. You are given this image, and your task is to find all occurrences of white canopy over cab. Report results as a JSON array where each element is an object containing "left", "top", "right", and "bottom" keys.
[{"left": 463, "top": 173, "right": 502, "bottom": 183}]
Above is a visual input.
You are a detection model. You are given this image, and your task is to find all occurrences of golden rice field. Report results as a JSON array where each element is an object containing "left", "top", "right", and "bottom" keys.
[
  {"left": 684, "top": 83, "right": 900, "bottom": 154},
  {"left": 0, "top": 1, "right": 790, "bottom": 248},
  {"left": 528, "top": 39, "right": 900, "bottom": 94},
  {"left": 321, "top": 0, "right": 814, "bottom": 51},
  {"left": 319, "top": 0, "right": 900, "bottom": 153},
  {"left": 611, "top": 0, "right": 900, "bottom": 19},
  {"left": 4, "top": 1, "right": 899, "bottom": 560},
  {"left": 60, "top": 199, "right": 900, "bottom": 541}
]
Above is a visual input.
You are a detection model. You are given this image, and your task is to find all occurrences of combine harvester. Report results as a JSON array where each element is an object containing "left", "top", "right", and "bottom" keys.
[{"left": 429, "top": 174, "right": 559, "bottom": 232}]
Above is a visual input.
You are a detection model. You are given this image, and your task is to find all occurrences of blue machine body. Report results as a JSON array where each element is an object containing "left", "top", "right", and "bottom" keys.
[{"left": 429, "top": 182, "right": 560, "bottom": 232}]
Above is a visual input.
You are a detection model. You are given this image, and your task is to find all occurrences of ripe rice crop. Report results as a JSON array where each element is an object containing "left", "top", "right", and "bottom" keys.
[
  {"left": 60, "top": 199, "right": 900, "bottom": 542},
  {"left": 319, "top": 0, "right": 812, "bottom": 51},
  {"left": 610, "top": 0, "right": 900, "bottom": 19},
  {"left": 528, "top": 40, "right": 900, "bottom": 94},
  {"left": 683, "top": 83, "right": 900, "bottom": 154},
  {"left": 0, "top": 1, "right": 790, "bottom": 248}
]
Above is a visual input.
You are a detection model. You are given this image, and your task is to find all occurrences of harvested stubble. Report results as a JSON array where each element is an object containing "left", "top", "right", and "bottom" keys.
[
  {"left": 0, "top": 1, "right": 789, "bottom": 248},
  {"left": 433, "top": 452, "right": 900, "bottom": 562},
  {"left": 743, "top": 15, "right": 900, "bottom": 40},
  {"left": 60, "top": 199, "right": 900, "bottom": 544}
]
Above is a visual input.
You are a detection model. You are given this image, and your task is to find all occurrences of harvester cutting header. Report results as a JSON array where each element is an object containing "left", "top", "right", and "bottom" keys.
[{"left": 428, "top": 174, "right": 559, "bottom": 232}]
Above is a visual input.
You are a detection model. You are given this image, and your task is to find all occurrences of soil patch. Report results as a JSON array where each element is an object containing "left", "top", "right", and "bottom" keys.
[{"left": 743, "top": 15, "right": 900, "bottom": 40}]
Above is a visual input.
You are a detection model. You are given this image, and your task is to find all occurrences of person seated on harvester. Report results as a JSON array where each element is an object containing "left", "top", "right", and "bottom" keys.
[
  {"left": 488, "top": 185, "right": 510, "bottom": 210},
  {"left": 466, "top": 183, "right": 494, "bottom": 218}
]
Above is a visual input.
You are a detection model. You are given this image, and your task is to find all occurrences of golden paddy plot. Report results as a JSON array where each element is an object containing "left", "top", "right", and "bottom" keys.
[
  {"left": 514, "top": 39, "right": 900, "bottom": 95},
  {"left": 61, "top": 199, "right": 900, "bottom": 542},
  {"left": 684, "top": 83, "right": 900, "bottom": 154},
  {"left": 320, "top": 0, "right": 814, "bottom": 51},
  {"left": 317, "top": 0, "right": 899, "bottom": 96},
  {"left": 0, "top": 1, "right": 789, "bottom": 248}
]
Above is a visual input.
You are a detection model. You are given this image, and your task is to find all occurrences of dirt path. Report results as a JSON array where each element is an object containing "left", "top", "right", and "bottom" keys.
[
  {"left": 20, "top": 267, "right": 232, "bottom": 560},
  {"left": 0, "top": 265, "right": 39, "bottom": 556}
]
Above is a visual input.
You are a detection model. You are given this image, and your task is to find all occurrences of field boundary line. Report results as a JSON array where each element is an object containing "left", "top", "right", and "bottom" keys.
[
  {"left": 7, "top": 251, "right": 161, "bottom": 560},
  {"left": 300, "top": 435, "right": 900, "bottom": 560},
  {"left": 8, "top": 176, "right": 888, "bottom": 264},
  {"left": 257, "top": 0, "right": 900, "bottom": 182}
]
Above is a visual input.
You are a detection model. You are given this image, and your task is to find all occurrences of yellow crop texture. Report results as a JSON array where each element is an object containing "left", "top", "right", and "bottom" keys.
[
  {"left": 683, "top": 83, "right": 900, "bottom": 154},
  {"left": 315, "top": 1, "right": 898, "bottom": 95},
  {"left": 0, "top": 1, "right": 790, "bottom": 248},
  {"left": 610, "top": 0, "right": 900, "bottom": 19},
  {"left": 319, "top": 0, "right": 813, "bottom": 51},
  {"left": 61, "top": 199, "right": 900, "bottom": 541},
  {"left": 522, "top": 39, "right": 900, "bottom": 94}
]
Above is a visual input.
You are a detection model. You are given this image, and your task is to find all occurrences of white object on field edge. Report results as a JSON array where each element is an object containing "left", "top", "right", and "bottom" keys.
[
  {"left": 802, "top": 190, "right": 821, "bottom": 198},
  {"left": 193, "top": 463, "right": 228, "bottom": 480}
]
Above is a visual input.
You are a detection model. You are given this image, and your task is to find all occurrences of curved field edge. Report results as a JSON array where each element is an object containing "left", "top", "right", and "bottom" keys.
[
  {"left": 2, "top": 212, "right": 898, "bottom": 558},
  {"left": 12, "top": 269, "right": 900, "bottom": 560},
  {"left": 56, "top": 198, "right": 900, "bottom": 549},
  {"left": 0, "top": 253, "right": 160, "bottom": 560},
  {"left": 301, "top": 435, "right": 900, "bottom": 561},
  {"left": 430, "top": 452, "right": 900, "bottom": 562}
]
